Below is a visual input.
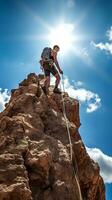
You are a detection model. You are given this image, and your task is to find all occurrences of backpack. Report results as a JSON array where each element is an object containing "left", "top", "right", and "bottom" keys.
[{"left": 41, "top": 47, "right": 51, "bottom": 60}]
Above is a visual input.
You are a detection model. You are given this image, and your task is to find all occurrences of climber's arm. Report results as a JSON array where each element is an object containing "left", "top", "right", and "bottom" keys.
[{"left": 54, "top": 54, "right": 63, "bottom": 74}]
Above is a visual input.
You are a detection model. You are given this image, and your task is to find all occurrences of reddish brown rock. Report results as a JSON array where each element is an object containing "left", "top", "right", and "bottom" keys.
[{"left": 0, "top": 73, "right": 105, "bottom": 200}]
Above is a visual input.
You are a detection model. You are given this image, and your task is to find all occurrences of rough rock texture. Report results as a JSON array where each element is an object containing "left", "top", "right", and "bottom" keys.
[{"left": 0, "top": 73, "right": 105, "bottom": 200}]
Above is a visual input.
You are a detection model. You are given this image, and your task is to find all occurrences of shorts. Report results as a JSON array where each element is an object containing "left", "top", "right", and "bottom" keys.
[{"left": 43, "top": 62, "right": 58, "bottom": 77}]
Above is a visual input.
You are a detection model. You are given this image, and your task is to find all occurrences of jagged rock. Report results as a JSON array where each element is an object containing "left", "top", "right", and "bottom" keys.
[
  {"left": 0, "top": 73, "right": 105, "bottom": 200},
  {"left": 0, "top": 153, "right": 32, "bottom": 200}
]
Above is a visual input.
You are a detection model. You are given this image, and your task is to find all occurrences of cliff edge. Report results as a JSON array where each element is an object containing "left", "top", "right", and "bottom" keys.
[{"left": 0, "top": 73, "right": 105, "bottom": 200}]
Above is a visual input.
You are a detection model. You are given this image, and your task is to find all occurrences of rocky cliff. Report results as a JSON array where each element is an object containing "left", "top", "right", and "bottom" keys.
[{"left": 0, "top": 73, "right": 105, "bottom": 200}]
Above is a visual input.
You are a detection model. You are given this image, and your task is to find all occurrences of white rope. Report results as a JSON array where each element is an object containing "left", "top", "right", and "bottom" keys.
[
  {"left": 61, "top": 74, "right": 73, "bottom": 162},
  {"left": 60, "top": 74, "right": 83, "bottom": 200}
]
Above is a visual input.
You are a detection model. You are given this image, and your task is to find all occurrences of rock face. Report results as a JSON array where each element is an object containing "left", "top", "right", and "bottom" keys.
[{"left": 0, "top": 73, "right": 105, "bottom": 200}]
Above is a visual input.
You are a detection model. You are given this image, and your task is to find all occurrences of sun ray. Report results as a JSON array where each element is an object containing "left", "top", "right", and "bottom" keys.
[
  {"left": 46, "top": 23, "right": 77, "bottom": 55},
  {"left": 17, "top": 1, "right": 94, "bottom": 61},
  {"left": 17, "top": 1, "right": 51, "bottom": 31}
]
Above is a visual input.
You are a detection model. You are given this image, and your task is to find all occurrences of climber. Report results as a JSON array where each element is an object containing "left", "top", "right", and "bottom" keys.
[{"left": 40, "top": 45, "right": 63, "bottom": 95}]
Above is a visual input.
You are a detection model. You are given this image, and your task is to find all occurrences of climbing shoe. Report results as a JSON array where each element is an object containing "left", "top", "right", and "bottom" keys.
[
  {"left": 42, "top": 86, "right": 47, "bottom": 95},
  {"left": 53, "top": 87, "right": 62, "bottom": 94}
]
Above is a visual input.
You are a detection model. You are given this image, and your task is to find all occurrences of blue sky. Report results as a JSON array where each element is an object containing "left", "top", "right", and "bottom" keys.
[{"left": 0, "top": 0, "right": 112, "bottom": 199}]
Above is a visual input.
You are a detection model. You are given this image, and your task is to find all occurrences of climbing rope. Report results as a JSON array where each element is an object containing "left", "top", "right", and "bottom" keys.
[
  {"left": 60, "top": 74, "right": 83, "bottom": 200},
  {"left": 61, "top": 74, "right": 73, "bottom": 162}
]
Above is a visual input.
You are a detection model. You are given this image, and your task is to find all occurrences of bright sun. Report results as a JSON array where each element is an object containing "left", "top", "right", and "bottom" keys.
[{"left": 47, "top": 23, "right": 76, "bottom": 54}]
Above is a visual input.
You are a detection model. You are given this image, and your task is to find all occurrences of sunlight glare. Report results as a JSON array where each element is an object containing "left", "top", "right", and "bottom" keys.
[{"left": 48, "top": 23, "right": 76, "bottom": 54}]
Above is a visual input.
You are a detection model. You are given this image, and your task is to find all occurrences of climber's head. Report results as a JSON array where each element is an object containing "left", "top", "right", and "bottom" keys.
[{"left": 53, "top": 45, "right": 60, "bottom": 53}]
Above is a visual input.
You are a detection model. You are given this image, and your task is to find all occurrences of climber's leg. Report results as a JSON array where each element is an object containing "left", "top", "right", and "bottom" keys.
[
  {"left": 53, "top": 73, "right": 61, "bottom": 94},
  {"left": 41, "top": 75, "right": 50, "bottom": 95},
  {"left": 42, "top": 63, "right": 51, "bottom": 95},
  {"left": 55, "top": 73, "right": 61, "bottom": 88},
  {"left": 49, "top": 65, "right": 61, "bottom": 94}
]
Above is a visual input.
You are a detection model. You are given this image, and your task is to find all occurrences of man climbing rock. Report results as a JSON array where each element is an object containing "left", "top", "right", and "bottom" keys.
[{"left": 40, "top": 45, "right": 63, "bottom": 95}]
